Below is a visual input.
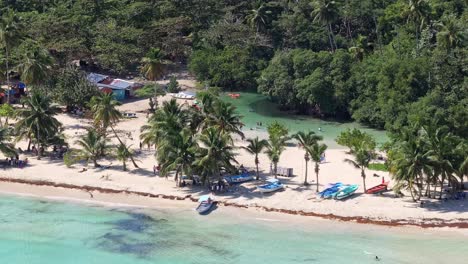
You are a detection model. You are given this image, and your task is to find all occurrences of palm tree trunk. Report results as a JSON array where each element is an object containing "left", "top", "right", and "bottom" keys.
[
  {"left": 439, "top": 174, "right": 445, "bottom": 199},
  {"left": 110, "top": 126, "right": 139, "bottom": 168},
  {"left": 5, "top": 47, "right": 10, "bottom": 104},
  {"left": 328, "top": 23, "right": 337, "bottom": 51},
  {"left": 255, "top": 159, "right": 260, "bottom": 181},
  {"left": 304, "top": 159, "right": 308, "bottom": 185},
  {"left": 409, "top": 182, "right": 417, "bottom": 202},
  {"left": 326, "top": 24, "right": 334, "bottom": 52},
  {"left": 274, "top": 162, "right": 278, "bottom": 179},
  {"left": 123, "top": 160, "right": 126, "bottom": 171},
  {"left": 361, "top": 168, "right": 367, "bottom": 192},
  {"left": 93, "top": 159, "right": 99, "bottom": 168},
  {"left": 315, "top": 162, "right": 320, "bottom": 192}
]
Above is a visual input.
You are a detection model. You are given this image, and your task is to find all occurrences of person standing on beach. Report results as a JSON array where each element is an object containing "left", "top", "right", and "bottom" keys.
[{"left": 153, "top": 165, "right": 157, "bottom": 175}]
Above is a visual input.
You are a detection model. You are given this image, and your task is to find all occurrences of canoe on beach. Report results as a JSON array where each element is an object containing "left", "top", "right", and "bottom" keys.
[
  {"left": 319, "top": 183, "right": 343, "bottom": 199},
  {"left": 258, "top": 179, "right": 284, "bottom": 193},
  {"left": 224, "top": 173, "right": 254, "bottom": 184},
  {"left": 365, "top": 182, "right": 389, "bottom": 194},
  {"left": 334, "top": 184, "right": 359, "bottom": 200}
]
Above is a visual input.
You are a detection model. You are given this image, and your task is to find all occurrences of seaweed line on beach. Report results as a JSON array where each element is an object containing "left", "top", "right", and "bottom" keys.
[{"left": 1, "top": 177, "right": 467, "bottom": 229}]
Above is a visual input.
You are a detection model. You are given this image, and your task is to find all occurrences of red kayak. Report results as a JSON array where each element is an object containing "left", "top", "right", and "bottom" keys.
[{"left": 366, "top": 182, "right": 389, "bottom": 194}]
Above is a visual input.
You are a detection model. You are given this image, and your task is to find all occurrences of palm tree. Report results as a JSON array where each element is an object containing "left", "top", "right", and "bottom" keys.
[
  {"left": 309, "top": 143, "right": 328, "bottom": 192},
  {"left": 140, "top": 48, "right": 168, "bottom": 81},
  {"left": 405, "top": 0, "right": 430, "bottom": 55},
  {"left": 390, "top": 131, "right": 433, "bottom": 200},
  {"left": 89, "top": 93, "right": 139, "bottom": 168},
  {"left": 0, "top": 9, "right": 23, "bottom": 103},
  {"left": 265, "top": 135, "right": 288, "bottom": 178},
  {"left": 0, "top": 126, "right": 16, "bottom": 157},
  {"left": 311, "top": 0, "right": 340, "bottom": 51},
  {"left": 116, "top": 142, "right": 135, "bottom": 171},
  {"left": 75, "top": 129, "right": 109, "bottom": 168},
  {"left": 344, "top": 141, "right": 375, "bottom": 192},
  {"left": 16, "top": 45, "right": 54, "bottom": 85},
  {"left": 454, "top": 140, "right": 468, "bottom": 190},
  {"left": 436, "top": 15, "right": 464, "bottom": 52},
  {"left": 246, "top": 2, "right": 272, "bottom": 34},
  {"left": 14, "top": 92, "right": 61, "bottom": 158},
  {"left": 242, "top": 137, "right": 268, "bottom": 180},
  {"left": 203, "top": 100, "right": 244, "bottom": 139},
  {"left": 140, "top": 99, "right": 188, "bottom": 148},
  {"left": 293, "top": 131, "right": 322, "bottom": 185},
  {"left": 348, "top": 35, "right": 373, "bottom": 61},
  {"left": 195, "top": 127, "right": 237, "bottom": 183},
  {"left": 158, "top": 128, "right": 197, "bottom": 185}
]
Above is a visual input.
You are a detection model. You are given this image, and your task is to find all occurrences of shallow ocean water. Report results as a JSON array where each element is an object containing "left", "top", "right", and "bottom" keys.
[{"left": 0, "top": 194, "right": 466, "bottom": 264}]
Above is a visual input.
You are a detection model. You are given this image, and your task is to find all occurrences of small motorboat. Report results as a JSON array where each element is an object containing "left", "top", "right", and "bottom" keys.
[
  {"left": 225, "top": 173, "right": 254, "bottom": 184},
  {"left": 196, "top": 195, "right": 214, "bottom": 214},
  {"left": 365, "top": 182, "right": 389, "bottom": 194},
  {"left": 318, "top": 183, "right": 343, "bottom": 199},
  {"left": 258, "top": 179, "right": 283, "bottom": 193},
  {"left": 334, "top": 184, "right": 359, "bottom": 200}
]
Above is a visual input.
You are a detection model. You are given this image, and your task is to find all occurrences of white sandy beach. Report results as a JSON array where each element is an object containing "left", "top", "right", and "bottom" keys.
[{"left": 1, "top": 79, "right": 467, "bottom": 227}]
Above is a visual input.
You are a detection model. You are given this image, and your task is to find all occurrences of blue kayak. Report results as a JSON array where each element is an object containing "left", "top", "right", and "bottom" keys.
[
  {"left": 320, "top": 183, "right": 344, "bottom": 199},
  {"left": 225, "top": 173, "right": 254, "bottom": 184},
  {"left": 334, "top": 184, "right": 359, "bottom": 200},
  {"left": 318, "top": 183, "right": 343, "bottom": 198}
]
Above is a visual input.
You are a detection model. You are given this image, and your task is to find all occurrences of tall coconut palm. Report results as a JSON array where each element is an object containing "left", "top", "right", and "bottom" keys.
[
  {"left": 195, "top": 127, "right": 237, "bottom": 182},
  {"left": 422, "top": 126, "right": 457, "bottom": 199},
  {"left": 116, "top": 142, "right": 135, "bottom": 171},
  {"left": 436, "top": 15, "right": 464, "bottom": 52},
  {"left": 0, "top": 126, "right": 16, "bottom": 157},
  {"left": 344, "top": 141, "right": 375, "bottom": 192},
  {"left": 0, "top": 9, "right": 23, "bottom": 103},
  {"left": 242, "top": 137, "right": 268, "bottom": 180},
  {"left": 204, "top": 100, "right": 244, "bottom": 139},
  {"left": 75, "top": 129, "right": 109, "bottom": 168},
  {"left": 140, "top": 99, "right": 187, "bottom": 148},
  {"left": 293, "top": 131, "right": 322, "bottom": 185},
  {"left": 309, "top": 143, "right": 328, "bottom": 192},
  {"left": 89, "top": 93, "right": 139, "bottom": 168},
  {"left": 265, "top": 135, "right": 288, "bottom": 178},
  {"left": 246, "top": 2, "right": 272, "bottom": 34},
  {"left": 140, "top": 48, "right": 168, "bottom": 81},
  {"left": 158, "top": 128, "right": 197, "bottom": 185},
  {"left": 405, "top": 0, "right": 430, "bottom": 55},
  {"left": 390, "top": 131, "right": 433, "bottom": 201},
  {"left": 14, "top": 92, "right": 61, "bottom": 158},
  {"left": 311, "top": 0, "right": 340, "bottom": 51},
  {"left": 17, "top": 45, "right": 54, "bottom": 85},
  {"left": 454, "top": 140, "right": 468, "bottom": 190}
]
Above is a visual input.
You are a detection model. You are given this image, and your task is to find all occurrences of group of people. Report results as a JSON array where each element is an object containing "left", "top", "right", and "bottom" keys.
[
  {"left": 4, "top": 156, "right": 28, "bottom": 168},
  {"left": 210, "top": 180, "right": 227, "bottom": 193}
]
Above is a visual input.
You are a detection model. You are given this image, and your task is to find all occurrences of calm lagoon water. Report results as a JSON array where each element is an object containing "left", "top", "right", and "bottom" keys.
[
  {"left": 0, "top": 194, "right": 466, "bottom": 264},
  {"left": 223, "top": 93, "right": 387, "bottom": 147}
]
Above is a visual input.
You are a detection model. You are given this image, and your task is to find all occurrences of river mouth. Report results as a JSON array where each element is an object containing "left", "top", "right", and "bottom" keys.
[{"left": 222, "top": 92, "right": 387, "bottom": 147}]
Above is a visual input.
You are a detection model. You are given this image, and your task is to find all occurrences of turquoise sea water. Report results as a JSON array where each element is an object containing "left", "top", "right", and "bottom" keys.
[
  {"left": 222, "top": 93, "right": 387, "bottom": 147},
  {"left": 1, "top": 194, "right": 466, "bottom": 264}
]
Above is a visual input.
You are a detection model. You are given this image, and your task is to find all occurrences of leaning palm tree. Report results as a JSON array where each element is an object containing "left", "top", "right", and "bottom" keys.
[
  {"left": 75, "top": 129, "right": 109, "bottom": 168},
  {"left": 89, "top": 93, "right": 139, "bottom": 168},
  {"left": 140, "top": 48, "right": 169, "bottom": 81},
  {"left": 14, "top": 92, "right": 61, "bottom": 158},
  {"left": 265, "top": 135, "right": 288, "bottom": 178},
  {"left": 344, "top": 141, "right": 375, "bottom": 192},
  {"left": 311, "top": 0, "right": 340, "bottom": 51},
  {"left": 16, "top": 44, "right": 54, "bottom": 86},
  {"left": 293, "top": 131, "right": 322, "bottom": 185},
  {"left": 309, "top": 143, "right": 328, "bottom": 192},
  {"left": 116, "top": 142, "right": 136, "bottom": 171},
  {"left": 0, "top": 9, "right": 23, "bottom": 103},
  {"left": 242, "top": 137, "right": 268, "bottom": 180},
  {"left": 0, "top": 126, "right": 16, "bottom": 157}
]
